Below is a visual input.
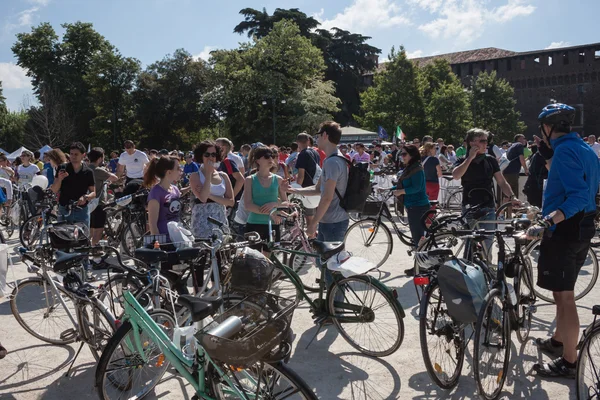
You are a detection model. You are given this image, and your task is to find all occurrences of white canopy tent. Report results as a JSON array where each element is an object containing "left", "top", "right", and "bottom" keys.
[
  {"left": 6, "top": 146, "right": 33, "bottom": 162},
  {"left": 39, "top": 145, "right": 52, "bottom": 159},
  {"left": 0, "top": 148, "right": 7, "bottom": 156}
]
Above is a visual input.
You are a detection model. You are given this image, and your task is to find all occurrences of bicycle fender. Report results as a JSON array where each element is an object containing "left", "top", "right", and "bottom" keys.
[{"left": 369, "top": 276, "right": 405, "bottom": 319}]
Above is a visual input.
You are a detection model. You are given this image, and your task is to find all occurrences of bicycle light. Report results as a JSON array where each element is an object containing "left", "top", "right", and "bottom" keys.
[{"left": 413, "top": 276, "right": 430, "bottom": 286}]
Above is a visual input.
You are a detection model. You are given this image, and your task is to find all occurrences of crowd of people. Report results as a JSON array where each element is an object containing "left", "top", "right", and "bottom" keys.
[{"left": 0, "top": 104, "right": 598, "bottom": 383}]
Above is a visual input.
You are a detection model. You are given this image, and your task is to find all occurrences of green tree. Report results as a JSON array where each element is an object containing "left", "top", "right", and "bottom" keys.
[
  {"left": 0, "top": 111, "right": 28, "bottom": 150},
  {"left": 133, "top": 49, "right": 217, "bottom": 149},
  {"left": 356, "top": 46, "right": 425, "bottom": 140},
  {"left": 472, "top": 71, "right": 526, "bottom": 140},
  {"left": 214, "top": 20, "right": 339, "bottom": 145},
  {"left": 0, "top": 81, "right": 6, "bottom": 115},
  {"left": 233, "top": 8, "right": 379, "bottom": 127}
]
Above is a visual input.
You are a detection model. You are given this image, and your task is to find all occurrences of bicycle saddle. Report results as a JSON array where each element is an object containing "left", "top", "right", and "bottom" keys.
[
  {"left": 134, "top": 248, "right": 168, "bottom": 264},
  {"left": 312, "top": 241, "right": 345, "bottom": 260},
  {"left": 178, "top": 295, "right": 223, "bottom": 322},
  {"left": 54, "top": 251, "right": 87, "bottom": 273}
]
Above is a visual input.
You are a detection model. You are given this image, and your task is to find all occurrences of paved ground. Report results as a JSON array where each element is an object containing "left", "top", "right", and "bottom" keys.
[{"left": 0, "top": 224, "right": 596, "bottom": 399}]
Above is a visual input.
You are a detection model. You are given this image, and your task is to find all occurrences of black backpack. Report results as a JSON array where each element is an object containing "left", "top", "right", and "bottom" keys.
[{"left": 334, "top": 156, "right": 371, "bottom": 213}]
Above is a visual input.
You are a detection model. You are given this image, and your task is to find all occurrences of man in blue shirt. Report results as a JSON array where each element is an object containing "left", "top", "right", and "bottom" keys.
[{"left": 529, "top": 103, "right": 600, "bottom": 378}]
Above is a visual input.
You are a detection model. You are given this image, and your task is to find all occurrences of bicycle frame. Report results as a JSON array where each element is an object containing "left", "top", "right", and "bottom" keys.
[{"left": 119, "top": 290, "right": 252, "bottom": 399}]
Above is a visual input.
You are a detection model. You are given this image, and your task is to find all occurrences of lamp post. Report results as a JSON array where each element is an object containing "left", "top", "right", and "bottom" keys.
[
  {"left": 107, "top": 110, "right": 122, "bottom": 150},
  {"left": 261, "top": 98, "right": 286, "bottom": 145}
]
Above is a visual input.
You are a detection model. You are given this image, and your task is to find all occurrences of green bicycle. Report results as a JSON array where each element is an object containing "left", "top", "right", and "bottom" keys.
[
  {"left": 265, "top": 208, "right": 406, "bottom": 357},
  {"left": 95, "top": 289, "right": 317, "bottom": 399}
]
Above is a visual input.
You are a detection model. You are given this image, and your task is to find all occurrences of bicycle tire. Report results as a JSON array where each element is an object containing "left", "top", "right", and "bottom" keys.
[
  {"left": 419, "top": 282, "right": 465, "bottom": 389},
  {"left": 10, "top": 277, "right": 77, "bottom": 345},
  {"left": 515, "top": 260, "right": 534, "bottom": 344},
  {"left": 344, "top": 218, "right": 393, "bottom": 268},
  {"left": 526, "top": 239, "right": 599, "bottom": 302},
  {"left": 122, "top": 222, "right": 147, "bottom": 257},
  {"left": 95, "top": 309, "right": 176, "bottom": 400},
  {"left": 287, "top": 242, "right": 320, "bottom": 292},
  {"left": 414, "top": 233, "right": 466, "bottom": 275},
  {"left": 495, "top": 202, "right": 513, "bottom": 221},
  {"left": 98, "top": 273, "right": 146, "bottom": 319},
  {"left": 473, "top": 288, "right": 511, "bottom": 400},
  {"left": 20, "top": 213, "right": 57, "bottom": 249},
  {"left": 209, "top": 361, "right": 318, "bottom": 400},
  {"left": 328, "top": 275, "right": 404, "bottom": 357},
  {"left": 577, "top": 326, "right": 600, "bottom": 400},
  {"left": 444, "top": 190, "right": 463, "bottom": 211},
  {"left": 80, "top": 300, "right": 116, "bottom": 361}
]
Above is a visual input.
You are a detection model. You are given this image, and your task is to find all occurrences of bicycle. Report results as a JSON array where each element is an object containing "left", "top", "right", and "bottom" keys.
[
  {"left": 262, "top": 208, "right": 405, "bottom": 357},
  {"left": 10, "top": 247, "right": 116, "bottom": 375},
  {"left": 438, "top": 175, "right": 463, "bottom": 211},
  {"left": 19, "top": 188, "right": 58, "bottom": 249},
  {"left": 344, "top": 189, "right": 414, "bottom": 268},
  {"left": 576, "top": 305, "right": 600, "bottom": 399},
  {"left": 95, "top": 287, "right": 317, "bottom": 399}
]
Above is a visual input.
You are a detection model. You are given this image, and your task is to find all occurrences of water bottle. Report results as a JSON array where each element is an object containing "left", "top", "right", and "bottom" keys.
[
  {"left": 206, "top": 316, "right": 244, "bottom": 339},
  {"left": 507, "top": 283, "right": 517, "bottom": 306},
  {"left": 173, "top": 326, "right": 196, "bottom": 360}
]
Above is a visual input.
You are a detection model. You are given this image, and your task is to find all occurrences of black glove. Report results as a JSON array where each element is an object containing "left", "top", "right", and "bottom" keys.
[{"left": 538, "top": 140, "right": 554, "bottom": 160}]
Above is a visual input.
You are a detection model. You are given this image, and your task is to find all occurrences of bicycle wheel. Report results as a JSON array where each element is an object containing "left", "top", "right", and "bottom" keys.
[
  {"left": 419, "top": 282, "right": 465, "bottom": 389},
  {"left": 98, "top": 274, "right": 146, "bottom": 318},
  {"left": 414, "top": 233, "right": 466, "bottom": 275},
  {"left": 344, "top": 218, "right": 392, "bottom": 268},
  {"left": 577, "top": 327, "right": 600, "bottom": 400},
  {"left": 473, "top": 288, "right": 511, "bottom": 400},
  {"left": 122, "top": 222, "right": 147, "bottom": 257},
  {"left": 527, "top": 240, "right": 599, "bottom": 302},
  {"left": 328, "top": 275, "right": 404, "bottom": 357},
  {"left": 287, "top": 242, "right": 320, "bottom": 292},
  {"left": 95, "top": 310, "right": 176, "bottom": 400},
  {"left": 10, "top": 277, "right": 77, "bottom": 345},
  {"left": 20, "top": 213, "right": 57, "bottom": 249},
  {"left": 79, "top": 300, "right": 116, "bottom": 361},
  {"left": 209, "top": 361, "right": 317, "bottom": 400},
  {"left": 515, "top": 261, "right": 535, "bottom": 344},
  {"left": 445, "top": 190, "right": 463, "bottom": 211}
]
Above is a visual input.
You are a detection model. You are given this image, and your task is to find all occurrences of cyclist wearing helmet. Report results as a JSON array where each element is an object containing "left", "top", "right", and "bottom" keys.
[{"left": 528, "top": 103, "right": 600, "bottom": 378}]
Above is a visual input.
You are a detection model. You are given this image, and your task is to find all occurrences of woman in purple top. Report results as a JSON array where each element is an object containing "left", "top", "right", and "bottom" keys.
[{"left": 144, "top": 156, "right": 185, "bottom": 239}]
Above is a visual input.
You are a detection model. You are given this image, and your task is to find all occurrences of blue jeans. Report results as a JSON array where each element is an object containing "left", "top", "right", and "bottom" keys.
[
  {"left": 406, "top": 205, "right": 431, "bottom": 247},
  {"left": 318, "top": 219, "right": 349, "bottom": 290}
]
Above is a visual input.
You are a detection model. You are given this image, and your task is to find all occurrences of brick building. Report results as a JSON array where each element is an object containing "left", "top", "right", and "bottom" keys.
[{"left": 367, "top": 43, "right": 600, "bottom": 138}]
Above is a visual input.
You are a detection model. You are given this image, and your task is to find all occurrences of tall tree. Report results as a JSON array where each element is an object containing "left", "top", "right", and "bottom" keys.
[
  {"left": 133, "top": 49, "right": 216, "bottom": 149},
  {"left": 214, "top": 20, "right": 339, "bottom": 145},
  {"left": 356, "top": 46, "right": 425, "bottom": 140},
  {"left": 0, "top": 81, "right": 6, "bottom": 115},
  {"left": 233, "top": 8, "right": 380, "bottom": 127},
  {"left": 472, "top": 71, "right": 526, "bottom": 140}
]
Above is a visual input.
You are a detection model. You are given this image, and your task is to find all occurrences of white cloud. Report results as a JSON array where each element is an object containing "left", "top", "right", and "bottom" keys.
[
  {"left": 0, "top": 63, "right": 31, "bottom": 90},
  {"left": 194, "top": 46, "right": 215, "bottom": 61},
  {"left": 545, "top": 41, "right": 571, "bottom": 50},
  {"left": 406, "top": 50, "right": 423, "bottom": 59},
  {"left": 315, "top": 0, "right": 411, "bottom": 32},
  {"left": 27, "top": 0, "right": 51, "bottom": 5},
  {"left": 416, "top": 0, "right": 535, "bottom": 44},
  {"left": 3, "top": 1, "right": 50, "bottom": 36}
]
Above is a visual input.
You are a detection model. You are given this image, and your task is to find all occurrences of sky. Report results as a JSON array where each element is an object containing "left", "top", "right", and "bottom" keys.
[{"left": 0, "top": 0, "right": 598, "bottom": 111}]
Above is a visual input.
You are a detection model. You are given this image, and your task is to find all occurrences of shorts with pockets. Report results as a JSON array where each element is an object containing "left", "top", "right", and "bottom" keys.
[{"left": 536, "top": 234, "right": 591, "bottom": 292}]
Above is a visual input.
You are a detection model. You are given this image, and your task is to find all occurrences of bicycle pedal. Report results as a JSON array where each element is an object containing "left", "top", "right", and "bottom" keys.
[{"left": 60, "top": 328, "right": 77, "bottom": 341}]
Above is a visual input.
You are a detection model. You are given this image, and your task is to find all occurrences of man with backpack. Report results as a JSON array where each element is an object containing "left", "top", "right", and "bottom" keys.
[
  {"left": 289, "top": 122, "right": 348, "bottom": 241},
  {"left": 294, "top": 132, "right": 321, "bottom": 226}
]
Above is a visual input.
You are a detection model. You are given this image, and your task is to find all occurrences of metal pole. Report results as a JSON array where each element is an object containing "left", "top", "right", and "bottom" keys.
[
  {"left": 112, "top": 108, "right": 117, "bottom": 150},
  {"left": 272, "top": 97, "right": 276, "bottom": 145}
]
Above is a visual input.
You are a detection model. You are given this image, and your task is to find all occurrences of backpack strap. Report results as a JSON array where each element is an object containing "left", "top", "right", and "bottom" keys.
[
  {"left": 223, "top": 159, "right": 234, "bottom": 175},
  {"left": 333, "top": 155, "right": 352, "bottom": 202}
]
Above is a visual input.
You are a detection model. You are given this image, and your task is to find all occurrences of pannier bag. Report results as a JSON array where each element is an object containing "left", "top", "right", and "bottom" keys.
[
  {"left": 229, "top": 247, "right": 275, "bottom": 294},
  {"left": 437, "top": 258, "right": 488, "bottom": 324},
  {"left": 48, "top": 223, "right": 90, "bottom": 250}
]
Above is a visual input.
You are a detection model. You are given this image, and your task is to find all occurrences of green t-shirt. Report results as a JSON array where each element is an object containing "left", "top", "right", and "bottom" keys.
[{"left": 455, "top": 146, "right": 466, "bottom": 158}]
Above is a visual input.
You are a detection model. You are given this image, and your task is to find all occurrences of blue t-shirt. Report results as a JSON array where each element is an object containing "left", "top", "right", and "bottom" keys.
[
  {"left": 43, "top": 162, "right": 54, "bottom": 185},
  {"left": 108, "top": 158, "right": 119, "bottom": 173},
  {"left": 422, "top": 156, "right": 440, "bottom": 183},
  {"left": 183, "top": 162, "right": 199, "bottom": 185}
]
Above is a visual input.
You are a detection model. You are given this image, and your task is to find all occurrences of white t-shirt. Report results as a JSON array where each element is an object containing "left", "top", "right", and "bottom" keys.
[
  {"left": 0, "top": 167, "right": 12, "bottom": 180},
  {"left": 16, "top": 164, "right": 40, "bottom": 188},
  {"left": 227, "top": 152, "right": 244, "bottom": 171},
  {"left": 119, "top": 150, "right": 149, "bottom": 179},
  {"left": 591, "top": 143, "right": 600, "bottom": 158}
]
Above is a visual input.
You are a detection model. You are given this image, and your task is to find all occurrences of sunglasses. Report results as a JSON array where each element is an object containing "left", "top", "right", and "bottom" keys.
[
  {"left": 400, "top": 152, "right": 408, "bottom": 156},
  {"left": 262, "top": 153, "right": 274, "bottom": 159},
  {"left": 203, "top": 152, "right": 218, "bottom": 158}
]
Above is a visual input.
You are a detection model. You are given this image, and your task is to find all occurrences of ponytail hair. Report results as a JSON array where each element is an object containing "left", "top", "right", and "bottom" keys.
[{"left": 143, "top": 156, "right": 178, "bottom": 188}]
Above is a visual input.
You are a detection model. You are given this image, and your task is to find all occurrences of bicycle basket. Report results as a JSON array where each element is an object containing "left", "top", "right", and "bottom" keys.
[
  {"left": 361, "top": 201, "right": 383, "bottom": 216},
  {"left": 229, "top": 247, "right": 275, "bottom": 294},
  {"left": 48, "top": 223, "right": 90, "bottom": 249},
  {"left": 197, "top": 293, "right": 295, "bottom": 367}
]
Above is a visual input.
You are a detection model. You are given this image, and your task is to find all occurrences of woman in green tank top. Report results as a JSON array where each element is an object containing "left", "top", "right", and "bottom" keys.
[{"left": 244, "top": 146, "right": 289, "bottom": 252}]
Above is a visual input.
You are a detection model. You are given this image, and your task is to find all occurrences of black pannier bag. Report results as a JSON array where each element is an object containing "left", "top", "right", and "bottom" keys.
[
  {"left": 437, "top": 258, "right": 488, "bottom": 324},
  {"left": 229, "top": 247, "right": 275, "bottom": 294},
  {"left": 48, "top": 223, "right": 90, "bottom": 250}
]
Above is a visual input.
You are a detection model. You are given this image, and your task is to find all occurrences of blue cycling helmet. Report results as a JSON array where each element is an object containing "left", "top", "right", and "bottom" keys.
[{"left": 538, "top": 103, "right": 576, "bottom": 125}]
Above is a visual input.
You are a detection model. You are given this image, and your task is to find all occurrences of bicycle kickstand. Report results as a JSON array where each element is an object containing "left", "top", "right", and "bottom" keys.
[{"left": 64, "top": 342, "right": 85, "bottom": 378}]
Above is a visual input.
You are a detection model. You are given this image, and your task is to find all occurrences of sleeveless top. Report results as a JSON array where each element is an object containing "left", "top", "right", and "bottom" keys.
[
  {"left": 247, "top": 174, "right": 279, "bottom": 225},
  {"left": 198, "top": 165, "right": 226, "bottom": 197}
]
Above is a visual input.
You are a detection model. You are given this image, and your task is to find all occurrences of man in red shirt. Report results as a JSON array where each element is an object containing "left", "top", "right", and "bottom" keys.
[{"left": 311, "top": 137, "right": 326, "bottom": 167}]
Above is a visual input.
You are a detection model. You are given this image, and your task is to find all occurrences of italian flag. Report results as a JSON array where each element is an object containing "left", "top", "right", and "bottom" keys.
[{"left": 395, "top": 126, "right": 406, "bottom": 143}]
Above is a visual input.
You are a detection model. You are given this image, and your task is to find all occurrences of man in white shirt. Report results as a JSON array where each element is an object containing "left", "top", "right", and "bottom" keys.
[
  {"left": 117, "top": 140, "right": 149, "bottom": 183},
  {"left": 216, "top": 138, "right": 245, "bottom": 175},
  {"left": 588, "top": 135, "right": 600, "bottom": 158}
]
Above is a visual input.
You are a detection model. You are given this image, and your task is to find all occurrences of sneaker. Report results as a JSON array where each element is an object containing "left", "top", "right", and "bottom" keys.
[
  {"left": 0, "top": 343, "right": 6, "bottom": 359},
  {"left": 533, "top": 357, "right": 576, "bottom": 379},
  {"left": 535, "top": 337, "right": 564, "bottom": 359},
  {"left": 86, "top": 270, "right": 97, "bottom": 282}
]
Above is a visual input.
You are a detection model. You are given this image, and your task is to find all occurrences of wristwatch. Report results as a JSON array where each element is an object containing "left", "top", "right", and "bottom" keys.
[{"left": 542, "top": 215, "right": 555, "bottom": 229}]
